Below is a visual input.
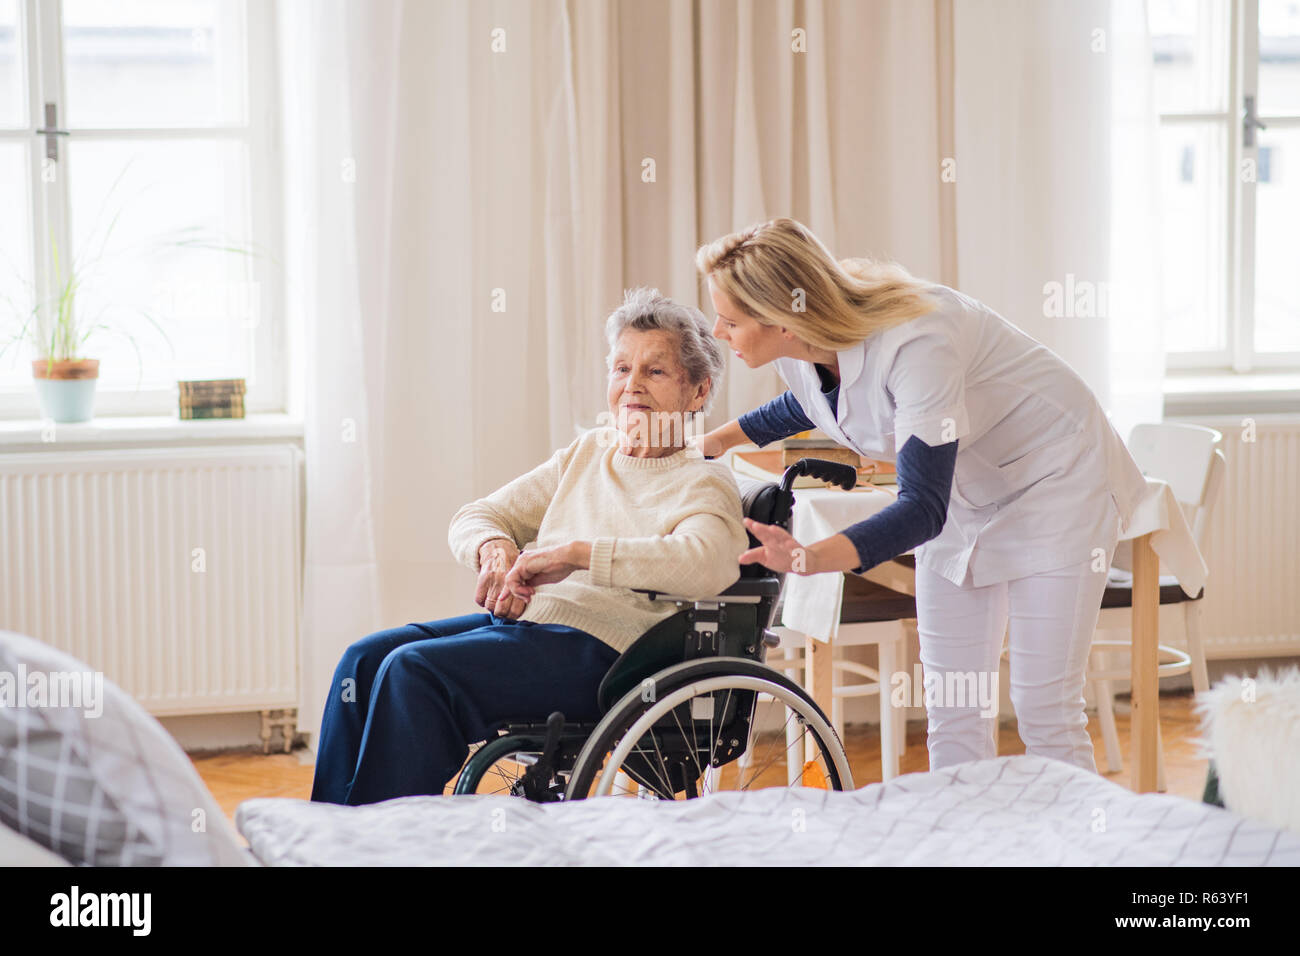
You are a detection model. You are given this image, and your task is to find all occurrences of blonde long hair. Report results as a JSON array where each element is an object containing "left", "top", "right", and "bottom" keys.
[{"left": 695, "top": 217, "right": 937, "bottom": 351}]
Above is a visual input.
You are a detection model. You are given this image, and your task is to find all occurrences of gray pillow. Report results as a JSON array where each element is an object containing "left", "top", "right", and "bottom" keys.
[{"left": 0, "top": 630, "right": 254, "bottom": 866}]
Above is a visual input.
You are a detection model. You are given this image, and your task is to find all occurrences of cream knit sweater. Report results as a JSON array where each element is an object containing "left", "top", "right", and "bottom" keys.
[{"left": 447, "top": 426, "right": 750, "bottom": 655}]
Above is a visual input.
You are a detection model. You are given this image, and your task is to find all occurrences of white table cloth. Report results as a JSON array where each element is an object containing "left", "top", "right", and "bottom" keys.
[
  {"left": 1108, "top": 478, "right": 1208, "bottom": 598},
  {"left": 777, "top": 483, "right": 901, "bottom": 640}
]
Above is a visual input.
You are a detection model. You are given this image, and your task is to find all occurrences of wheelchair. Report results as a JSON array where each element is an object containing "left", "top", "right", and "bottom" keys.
[{"left": 451, "top": 457, "right": 858, "bottom": 801}]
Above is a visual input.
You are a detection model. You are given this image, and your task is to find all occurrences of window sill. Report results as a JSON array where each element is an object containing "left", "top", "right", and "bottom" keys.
[
  {"left": 0, "top": 413, "right": 304, "bottom": 454},
  {"left": 1163, "top": 371, "right": 1300, "bottom": 419}
]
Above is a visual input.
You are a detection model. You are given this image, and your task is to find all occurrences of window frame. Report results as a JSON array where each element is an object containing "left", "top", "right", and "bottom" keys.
[
  {"left": 1161, "top": 0, "right": 1300, "bottom": 373},
  {"left": 0, "top": 0, "right": 284, "bottom": 420}
]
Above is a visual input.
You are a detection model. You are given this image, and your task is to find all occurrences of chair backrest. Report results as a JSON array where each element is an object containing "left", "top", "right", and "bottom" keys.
[{"left": 1126, "top": 423, "right": 1225, "bottom": 549}]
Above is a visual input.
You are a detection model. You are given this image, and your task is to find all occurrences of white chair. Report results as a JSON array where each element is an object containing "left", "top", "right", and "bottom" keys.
[
  {"left": 1087, "top": 423, "right": 1226, "bottom": 790},
  {"left": 760, "top": 573, "right": 911, "bottom": 783}
]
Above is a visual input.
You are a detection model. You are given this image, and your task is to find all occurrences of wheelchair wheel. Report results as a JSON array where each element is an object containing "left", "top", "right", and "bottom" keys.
[
  {"left": 452, "top": 734, "right": 546, "bottom": 797},
  {"left": 564, "top": 658, "right": 853, "bottom": 800}
]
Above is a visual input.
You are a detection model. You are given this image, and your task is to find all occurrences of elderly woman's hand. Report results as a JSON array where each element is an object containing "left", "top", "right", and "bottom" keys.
[
  {"left": 503, "top": 541, "right": 590, "bottom": 600},
  {"left": 476, "top": 538, "right": 528, "bottom": 619}
]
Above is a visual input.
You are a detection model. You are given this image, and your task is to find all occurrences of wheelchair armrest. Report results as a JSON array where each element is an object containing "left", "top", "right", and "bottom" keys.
[
  {"left": 718, "top": 577, "right": 782, "bottom": 598},
  {"left": 632, "top": 576, "right": 781, "bottom": 603}
]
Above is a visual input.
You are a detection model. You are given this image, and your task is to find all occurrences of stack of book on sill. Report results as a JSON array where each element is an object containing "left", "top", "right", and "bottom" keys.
[
  {"left": 178, "top": 378, "right": 246, "bottom": 420},
  {"left": 731, "top": 437, "right": 896, "bottom": 490}
]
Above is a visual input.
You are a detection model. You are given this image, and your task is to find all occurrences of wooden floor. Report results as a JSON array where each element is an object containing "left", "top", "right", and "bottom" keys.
[{"left": 193, "top": 689, "right": 1209, "bottom": 830}]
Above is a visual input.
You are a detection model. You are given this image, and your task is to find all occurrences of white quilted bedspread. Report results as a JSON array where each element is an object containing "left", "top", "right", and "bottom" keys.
[{"left": 235, "top": 755, "right": 1300, "bottom": 866}]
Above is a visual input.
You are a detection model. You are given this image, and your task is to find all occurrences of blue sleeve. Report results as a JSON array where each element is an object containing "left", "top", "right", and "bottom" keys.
[
  {"left": 840, "top": 436, "right": 958, "bottom": 574},
  {"left": 737, "top": 391, "right": 817, "bottom": 448}
]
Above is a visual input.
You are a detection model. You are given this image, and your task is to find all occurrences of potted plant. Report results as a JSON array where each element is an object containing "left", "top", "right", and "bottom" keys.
[
  {"left": 28, "top": 238, "right": 103, "bottom": 423},
  {"left": 2, "top": 160, "right": 262, "bottom": 424},
  {"left": 2, "top": 163, "right": 172, "bottom": 424}
]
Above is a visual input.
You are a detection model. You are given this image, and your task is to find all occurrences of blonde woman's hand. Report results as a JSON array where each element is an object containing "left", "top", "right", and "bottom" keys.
[
  {"left": 739, "top": 517, "right": 815, "bottom": 575},
  {"left": 476, "top": 539, "right": 528, "bottom": 619},
  {"left": 686, "top": 432, "right": 724, "bottom": 460},
  {"left": 740, "top": 523, "right": 863, "bottom": 576}
]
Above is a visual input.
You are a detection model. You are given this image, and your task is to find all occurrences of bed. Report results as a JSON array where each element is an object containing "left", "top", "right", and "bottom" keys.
[
  {"left": 234, "top": 754, "right": 1300, "bottom": 866},
  {"left": 5, "top": 627, "right": 1297, "bottom": 867}
]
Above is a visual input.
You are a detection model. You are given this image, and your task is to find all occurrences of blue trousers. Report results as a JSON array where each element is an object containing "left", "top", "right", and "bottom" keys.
[{"left": 310, "top": 612, "right": 620, "bottom": 805}]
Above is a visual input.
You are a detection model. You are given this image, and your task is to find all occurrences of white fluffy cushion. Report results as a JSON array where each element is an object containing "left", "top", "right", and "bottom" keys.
[
  {"left": 1196, "top": 665, "right": 1300, "bottom": 836},
  {"left": 0, "top": 630, "right": 254, "bottom": 866}
]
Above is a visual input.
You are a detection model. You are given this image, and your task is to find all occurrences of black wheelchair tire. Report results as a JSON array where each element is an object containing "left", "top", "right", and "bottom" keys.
[{"left": 563, "top": 657, "right": 851, "bottom": 800}]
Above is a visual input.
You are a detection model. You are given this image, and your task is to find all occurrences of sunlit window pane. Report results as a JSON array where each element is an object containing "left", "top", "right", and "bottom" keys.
[
  {"left": 63, "top": 139, "right": 257, "bottom": 389},
  {"left": 0, "top": 0, "right": 24, "bottom": 128},
  {"left": 61, "top": 0, "right": 247, "bottom": 129},
  {"left": 1254, "top": 128, "right": 1300, "bottom": 352},
  {"left": 0, "top": 144, "right": 33, "bottom": 385},
  {"left": 1150, "top": 0, "right": 1231, "bottom": 114},
  {"left": 1260, "top": 0, "right": 1300, "bottom": 115},
  {"left": 1159, "top": 123, "right": 1228, "bottom": 352}
]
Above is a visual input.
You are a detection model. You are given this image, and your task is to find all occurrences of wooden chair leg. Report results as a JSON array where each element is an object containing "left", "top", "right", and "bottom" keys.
[
  {"left": 783, "top": 645, "right": 802, "bottom": 786},
  {"left": 992, "top": 624, "right": 1009, "bottom": 758},
  {"left": 1185, "top": 601, "right": 1210, "bottom": 694},
  {"left": 879, "top": 634, "right": 901, "bottom": 781},
  {"left": 895, "top": 702, "right": 907, "bottom": 760},
  {"left": 831, "top": 674, "right": 845, "bottom": 743},
  {"left": 1094, "top": 654, "right": 1124, "bottom": 774},
  {"left": 894, "top": 667, "right": 907, "bottom": 761},
  {"left": 1156, "top": 718, "right": 1167, "bottom": 793},
  {"left": 896, "top": 621, "right": 915, "bottom": 759}
]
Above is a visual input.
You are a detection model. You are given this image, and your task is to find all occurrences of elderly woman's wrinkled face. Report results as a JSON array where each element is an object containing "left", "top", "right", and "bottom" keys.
[{"left": 607, "top": 329, "right": 709, "bottom": 456}]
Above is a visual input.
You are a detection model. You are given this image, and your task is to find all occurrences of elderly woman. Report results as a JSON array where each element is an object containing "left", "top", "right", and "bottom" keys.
[{"left": 310, "top": 288, "right": 750, "bottom": 805}]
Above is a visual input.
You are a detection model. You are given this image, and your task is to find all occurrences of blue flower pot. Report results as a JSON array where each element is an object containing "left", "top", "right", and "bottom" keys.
[{"left": 32, "top": 359, "right": 100, "bottom": 423}]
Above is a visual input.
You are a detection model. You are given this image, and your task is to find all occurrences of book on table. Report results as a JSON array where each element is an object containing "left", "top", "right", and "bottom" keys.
[{"left": 731, "top": 448, "right": 896, "bottom": 489}]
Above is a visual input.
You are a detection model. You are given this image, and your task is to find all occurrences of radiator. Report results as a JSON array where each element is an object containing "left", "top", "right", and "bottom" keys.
[
  {"left": 0, "top": 445, "right": 302, "bottom": 716},
  {"left": 1190, "top": 418, "right": 1300, "bottom": 659}
]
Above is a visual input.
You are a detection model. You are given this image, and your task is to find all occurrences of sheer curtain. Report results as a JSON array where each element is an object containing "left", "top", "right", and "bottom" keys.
[
  {"left": 279, "top": 0, "right": 945, "bottom": 744},
  {"left": 950, "top": 0, "right": 1165, "bottom": 442},
  {"left": 279, "top": 0, "right": 1164, "bottom": 746},
  {"left": 1105, "top": 0, "right": 1166, "bottom": 442}
]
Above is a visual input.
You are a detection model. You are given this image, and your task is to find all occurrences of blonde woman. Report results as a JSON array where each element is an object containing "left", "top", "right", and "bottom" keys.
[{"left": 695, "top": 217, "right": 1147, "bottom": 775}]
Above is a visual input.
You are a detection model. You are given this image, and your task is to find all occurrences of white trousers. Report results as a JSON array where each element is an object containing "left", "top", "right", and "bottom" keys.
[{"left": 914, "top": 520, "right": 1118, "bottom": 774}]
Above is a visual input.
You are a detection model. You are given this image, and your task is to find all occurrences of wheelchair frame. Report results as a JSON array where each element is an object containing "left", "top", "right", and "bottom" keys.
[{"left": 452, "top": 457, "right": 859, "bottom": 801}]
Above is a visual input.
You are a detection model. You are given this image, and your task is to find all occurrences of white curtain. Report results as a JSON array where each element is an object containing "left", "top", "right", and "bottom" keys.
[
  {"left": 279, "top": 0, "right": 1165, "bottom": 746},
  {"left": 1105, "top": 0, "right": 1166, "bottom": 442},
  {"left": 951, "top": 0, "right": 1164, "bottom": 439}
]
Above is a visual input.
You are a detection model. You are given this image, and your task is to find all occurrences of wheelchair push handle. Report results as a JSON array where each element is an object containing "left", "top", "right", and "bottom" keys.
[{"left": 781, "top": 457, "right": 858, "bottom": 493}]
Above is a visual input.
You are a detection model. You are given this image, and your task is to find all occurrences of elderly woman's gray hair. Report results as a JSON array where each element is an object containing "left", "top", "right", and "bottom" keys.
[{"left": 604, "top": 287, "right": 726, "bottom": 415}]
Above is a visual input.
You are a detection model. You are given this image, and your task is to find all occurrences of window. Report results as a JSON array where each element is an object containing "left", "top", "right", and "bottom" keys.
[
  {"left": 1151, "top": 0, "right": 1300, "bottom": 371},
  {"left": 0, "top": 0, "right": 282, "bottom": 418}
]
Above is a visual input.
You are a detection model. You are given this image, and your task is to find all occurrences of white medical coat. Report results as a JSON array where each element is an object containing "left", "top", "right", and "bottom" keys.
[{"left": 774, "top": 284, "right": 1148, "bottom": 589}]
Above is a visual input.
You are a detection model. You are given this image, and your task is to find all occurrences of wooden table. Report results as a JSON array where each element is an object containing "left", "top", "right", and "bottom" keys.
[
  {"left": 779, "top": 477, "right": 1205, "bottom": 794},
  {"left": 1128, "top": 533, "right": 1160, "bottom": 792}
]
